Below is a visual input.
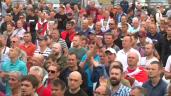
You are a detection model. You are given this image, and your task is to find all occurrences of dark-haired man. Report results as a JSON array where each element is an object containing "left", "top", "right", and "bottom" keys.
[
  {"left": 51, "top": 79, "right": 66, "bottom": 96},
  {"left": 109, "top": 65, "right": 131, "bottom": 95},
  {"left": 21, "top": 74, "right": 39, "bottom": 96},
  {"left": 142, "top": 61, "right": 167, "bottom": 96}
]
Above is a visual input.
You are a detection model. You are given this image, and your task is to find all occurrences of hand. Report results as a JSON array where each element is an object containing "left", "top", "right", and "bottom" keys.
[
  {"left": 125, "top": 75, "right": 135, "bottom": 86},
  {"left": 99, "top": 76, "right": 108, "bottom": 86},
  {"left": 0, "top": 71, "right": 7, "bottom": 78}
]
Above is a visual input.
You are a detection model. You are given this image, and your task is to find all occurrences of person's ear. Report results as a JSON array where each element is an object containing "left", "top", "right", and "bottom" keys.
[{"left": 79, "top": 79, "right": 83, "bottom": 85}]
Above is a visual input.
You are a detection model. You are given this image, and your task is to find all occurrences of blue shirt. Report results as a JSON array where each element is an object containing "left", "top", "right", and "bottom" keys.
[
  {"left": 2, "top": 59, "right": 27, "bottom": 96},
  {"left": 111, "top": 84, "right": 131, "bottom": 96},
  {"left": 80, "top": 54, "right": 100, "bottom": 88},
  {"left": 142, "top": 79, "right": 167, "bottom": 96}
]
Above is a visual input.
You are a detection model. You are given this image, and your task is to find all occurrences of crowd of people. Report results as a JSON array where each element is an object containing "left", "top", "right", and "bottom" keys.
[{"left": 0, "top": 0, "right": 171, "bottom": 96}]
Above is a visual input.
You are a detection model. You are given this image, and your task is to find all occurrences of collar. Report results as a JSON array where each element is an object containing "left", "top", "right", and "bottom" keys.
[
  {"left": 149, "top": 78, "right": 162, "bottom": 87},
  {"left": 10, "top": 59, "right": 19, "bottom": 65},
  {"left": 126, "top": 67, "right": 142, "bottom": 76}
]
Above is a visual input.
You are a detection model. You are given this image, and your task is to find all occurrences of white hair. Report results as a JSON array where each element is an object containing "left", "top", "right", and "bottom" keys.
[{"left": 29, "top": 66, "right": 44, "bottom": 78}]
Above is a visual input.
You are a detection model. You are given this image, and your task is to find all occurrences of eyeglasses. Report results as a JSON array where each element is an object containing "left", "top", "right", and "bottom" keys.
[
  {"left": 9, "top": 77, "right": 17, "bottom": 81},
  {"left": 48, "top": 70, "right": 56, "bottom": 74}
]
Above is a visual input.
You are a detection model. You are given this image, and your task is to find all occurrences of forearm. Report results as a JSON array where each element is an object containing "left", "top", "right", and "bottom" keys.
[{"left": 165, "top": 72, "right": 171, "bottom": 79}]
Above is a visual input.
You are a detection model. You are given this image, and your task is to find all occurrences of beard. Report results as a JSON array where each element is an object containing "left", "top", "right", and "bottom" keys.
[{"left": 110, "top": 77, "right": 120, "bottom": 86}]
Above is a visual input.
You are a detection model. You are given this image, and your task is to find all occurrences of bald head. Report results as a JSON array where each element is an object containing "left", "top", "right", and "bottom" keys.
[
  {"left": 69, "top": 71, "right": 82, "bottom": 81},
  {"left": 68, "top": 71, "right": 83, "bottom": 91}
]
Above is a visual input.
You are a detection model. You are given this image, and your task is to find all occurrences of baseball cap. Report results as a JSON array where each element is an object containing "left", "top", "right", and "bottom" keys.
[{"left": 105, "top": 48, "right": 116, "bottom": 54}]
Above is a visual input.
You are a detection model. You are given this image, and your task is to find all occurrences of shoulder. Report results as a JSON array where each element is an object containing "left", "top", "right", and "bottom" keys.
[{"left": 142, "top": 80, "right": 150, "bottom": 87}]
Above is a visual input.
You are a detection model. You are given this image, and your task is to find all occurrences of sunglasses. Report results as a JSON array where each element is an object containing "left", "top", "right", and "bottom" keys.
[
  {"left": 9, "top": 77, "right": 17, "bottom": 81},
  {"left": 48, "top": 70, "right": 56, "bottom": 74}
]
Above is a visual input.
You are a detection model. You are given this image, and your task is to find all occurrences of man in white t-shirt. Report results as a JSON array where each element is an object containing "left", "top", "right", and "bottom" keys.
[
  {"left": 164, "top": 55, "right": 171, "bottom": 80},
  {"left": 117, "top": 35, "right": 141, "bottom": 71},
  {"left": 140, "top": 43, "right": 159, "bottom": 68}
]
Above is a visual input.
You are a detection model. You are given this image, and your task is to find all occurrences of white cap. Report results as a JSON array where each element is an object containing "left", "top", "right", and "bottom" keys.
[{"left": 105, "top": 48, "right": 116, "bottom": 54}]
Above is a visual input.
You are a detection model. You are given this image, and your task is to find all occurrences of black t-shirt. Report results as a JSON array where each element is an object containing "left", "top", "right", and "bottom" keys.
[
  {"left": 54, "top": 13, "right": 67, "bottom": 31},
  {"left": 26, "top": 15, "right": 38, "bottom": 32},
  {"left": 64, "top": 88, "right": 88, "bottom": 96}
]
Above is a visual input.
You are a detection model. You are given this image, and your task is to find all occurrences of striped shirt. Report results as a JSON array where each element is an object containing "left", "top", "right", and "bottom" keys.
[
  {"left": 57, "top": 38, "right": 68, "bottom": 49},
  {"left": 111, "top": 84, "right": 131, "bottom": 96},
  {"left": 34, "top": 47, "right": 52, "bottom": 58}
]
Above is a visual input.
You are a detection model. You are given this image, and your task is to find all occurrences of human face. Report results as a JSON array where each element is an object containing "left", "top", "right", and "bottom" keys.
[
  {"left": 148, "top": 64, "right": 161, "bottom": 78},
  {"left": 121, "top": 24, "right": 128, "bottom": 32},
  {"left": 7, "top": 24, "right": 13, "bottom": 31},
  {"left": 67, "top": 54, "right": 77, "bottom": 68},
  {"left": 9, "top": 73, "right": 20, "bottom": 90},
  {"left": 51, "top": 30, "right": 59, "bottom": 40},
  {"left": 94, "top": 86, "right": 108, "bottom": 96},
  {"left": 8, "top": 48, "right": 18, "bottom": 59},
  {"left": 52, "top": 43, "right": 61, "bottom": 54},
  {"left": 11, "top": 38, "right": 19, "bottom": 48},
  {"left": 38, "top": 39, "right": 47, "bottom": 47},
  {"left": 48, "top": 66, "right": 59, "bottom": 80},
  {"left": 130, "top": 88, "right": 142, "bottom": 96},
  {"left": 110, "top": 68, "right": 122, "bottom": 86},
  {"left": 23, "top": 34, "right": 31, "bottom": 43},
  {"left": 127, "top": 53, "right": 138, "bottom": 68},
  {"left": 68, "top": 74, "right": 81, "bottom": 91},
  {"left": 104, "top": 35, "right": 113, "bottom": 45},
  {"left": 109, "top": 21, "right": 115, "bottom": 29},
  {"left": 99, "top": 52, "right": 107, "bottom": 64},
  {"left": 122, "top": 36, "right": 132, "bottom": 48},
  {"left": 106, "top": 52, "right": 116, "bottom": 63},
  {"left": 150, "top": 25, "right": 157, "bottom": 35},
  {"left": 145, "top": 44, "right": 153, "bottom": 56},
  {"left": 167, "top": 27, "right": 171, "bottom": 36},
  {"left": 51, "top": 85, "right": 64, "bottom": 96},
  {"left": 121, "top": 16, "right": 127, "bottom": 23},
  {"left": 21, "top": 80, "right": 35, "bottom": 96},
  {"left": 82, "top": 21, "right": 88, "bottom": 29},
  {"left": 95, "top": 22, "right": 101, "bottom": 31},
  {"left": 72, "top": 36, "right": 80, "bottom": 48},
  {"left": 17, "top": 20, "right": 23, "bottom": 28},
  {"left": 66, "top": 23, "right": 72, "bottom": 30}
]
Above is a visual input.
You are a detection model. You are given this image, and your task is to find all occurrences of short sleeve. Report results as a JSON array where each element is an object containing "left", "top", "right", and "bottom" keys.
[{"left": 165, "top": 56, "right": 171, "bottom": 72}]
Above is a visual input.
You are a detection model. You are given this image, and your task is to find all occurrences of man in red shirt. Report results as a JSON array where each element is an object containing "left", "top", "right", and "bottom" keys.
[
  {"left": 125, "top": 51, "right": 148, "bottom": 86},
  {"left": 19, "top": 32, "right": 36, "bottom": 58},
  {"left": 61, "top": 21, "right": 76, "bottom": 47}
]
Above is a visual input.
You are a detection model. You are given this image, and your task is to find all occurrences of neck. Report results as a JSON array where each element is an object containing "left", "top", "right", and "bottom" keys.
[
  {"left": 123, "top": 47, "right": 131, "bottom": 53},
  {"left": 146, "top": 54, "right": 154, "bottom": 59},
  {"left": 151, "top": 76, "right": 160, "bottom": 86},
  {"left": 128, "top": 66, "right": 137, "bottom": 70},
  {"left": 12, "top": 88, "right": 20, "bottom": 96},
  {"left": 24, "top": 41, "right": 31, "bottom": 45},
  {"left": 40, "top": 46, "right": 47, "bottom": 52},
  {"left": 69, "top": 66, "right": 78, "bottom": 71},
  {"left": 106, "top": 43, "right": 113, "bottom": 48},
  {"left": 69, "top": 87, "right": 80, "bottom": 94},
  {"left": 74, "top": 45, "right": 81, "bottom": 49},
  {"left": 11, "top": 57, "right": 18, "bottom": 63},
  {"left": 112, "top": 83, "right": 121, "bottom": 92}
]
